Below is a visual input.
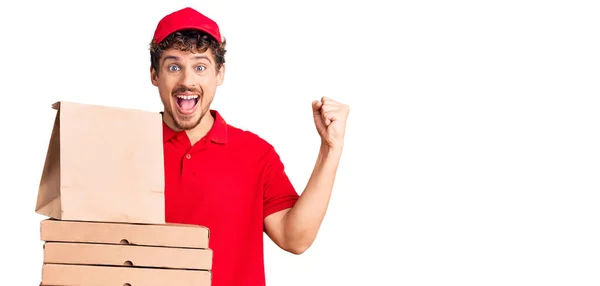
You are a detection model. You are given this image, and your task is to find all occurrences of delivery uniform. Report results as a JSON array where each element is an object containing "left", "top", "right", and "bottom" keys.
[{"left": 163, "top": 110, "right": 299, "bottom": 286}]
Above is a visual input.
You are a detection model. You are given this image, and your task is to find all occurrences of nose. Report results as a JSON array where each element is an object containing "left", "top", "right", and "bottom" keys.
[{"left": 177, "top": 67, "right": 196, "bottom": 88}]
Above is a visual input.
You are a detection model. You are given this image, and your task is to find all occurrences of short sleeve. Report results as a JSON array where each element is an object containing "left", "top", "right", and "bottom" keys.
[{"left": 261, "top": 146, "right": 300, "bottom": 219}]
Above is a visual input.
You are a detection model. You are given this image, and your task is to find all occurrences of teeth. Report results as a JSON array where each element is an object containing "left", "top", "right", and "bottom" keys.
[{"left": 176, "top": 95, "right": 198, "bottom": 100}]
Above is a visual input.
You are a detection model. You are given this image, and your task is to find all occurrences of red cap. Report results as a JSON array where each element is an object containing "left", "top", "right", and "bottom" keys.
[{"left": 153, "top": 7, "right": 222, "bottom": 44}]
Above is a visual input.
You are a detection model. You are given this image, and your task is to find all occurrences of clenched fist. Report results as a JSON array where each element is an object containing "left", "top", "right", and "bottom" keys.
[{"left": 312, "top": 96, "right": 350, "bottom": 150}]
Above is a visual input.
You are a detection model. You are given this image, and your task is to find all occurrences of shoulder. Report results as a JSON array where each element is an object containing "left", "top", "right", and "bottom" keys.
[
  {"left": 225, "top": 123, "right": 276, "bottom": 156},
  {"left": 225, "top": 124, "right": 289, "bottom": 171},
  {"left": 216, "top": 110, "right": 283, "bottom": 163}
]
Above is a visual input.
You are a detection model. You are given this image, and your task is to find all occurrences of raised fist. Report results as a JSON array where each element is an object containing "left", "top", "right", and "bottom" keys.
[{"left": 312, "top": 96, "right": 350, "bottom": 150}]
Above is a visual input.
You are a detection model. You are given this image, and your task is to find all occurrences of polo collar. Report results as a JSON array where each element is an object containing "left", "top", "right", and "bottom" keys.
[{"left": 162, "top": 110, "right": 228, "bottom": 144}]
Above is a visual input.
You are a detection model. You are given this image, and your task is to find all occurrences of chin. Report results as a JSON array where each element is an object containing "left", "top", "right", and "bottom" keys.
[
  {"left": 169, "top": 94, "right": 204, "bottom": 130},
  {"left": 173, "top": 111, "right": 203, "bottom": 130}
]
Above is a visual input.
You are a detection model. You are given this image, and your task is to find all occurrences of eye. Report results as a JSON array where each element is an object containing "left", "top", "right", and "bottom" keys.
[
  {"left": 195, "top": 65, "right": 206, "bottom": 72},
  {"left": 168, "top": 65, "right": 180, "bottom": 72}
]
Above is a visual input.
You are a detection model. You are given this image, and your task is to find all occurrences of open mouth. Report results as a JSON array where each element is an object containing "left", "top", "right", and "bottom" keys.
[{"left": 175, "top": 94, "right": 200, "bottom": 114}]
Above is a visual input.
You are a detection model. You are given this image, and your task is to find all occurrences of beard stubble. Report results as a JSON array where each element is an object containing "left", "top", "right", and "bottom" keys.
[{"left": 166, "top": 85, "right": 210, "bottom": 131}]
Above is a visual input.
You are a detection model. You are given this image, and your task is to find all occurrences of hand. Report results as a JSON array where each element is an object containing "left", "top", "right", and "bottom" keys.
[{"left": 312, "top": 96, "right": 350, "bottom": 150}]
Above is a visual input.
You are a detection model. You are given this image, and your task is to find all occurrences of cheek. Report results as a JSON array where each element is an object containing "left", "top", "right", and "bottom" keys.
[
  {"left": 157, "top": 78, "right": 175, "bottom": 95},
  {"left": 158, "top": 87, "right": 174, "bottom": 104},
  {"left": 201, "top": 84, "right": 217, "bottom": 101},
  {"left": 199, "top": 77, "right": 217, "bottom": 95}
]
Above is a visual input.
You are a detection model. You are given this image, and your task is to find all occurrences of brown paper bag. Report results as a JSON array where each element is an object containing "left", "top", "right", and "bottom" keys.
[{"left": 35, "top": 101, "right": 166, "bottom": 224}]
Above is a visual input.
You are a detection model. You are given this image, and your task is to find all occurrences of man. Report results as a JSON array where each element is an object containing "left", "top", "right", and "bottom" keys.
[{"left": 149, "top": 7, "right": 349, "bottom": 286}]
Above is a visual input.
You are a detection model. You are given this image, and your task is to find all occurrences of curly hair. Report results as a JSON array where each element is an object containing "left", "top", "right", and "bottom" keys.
[{"left": 150, "top": 29, "right": 226, "bottom": 74}]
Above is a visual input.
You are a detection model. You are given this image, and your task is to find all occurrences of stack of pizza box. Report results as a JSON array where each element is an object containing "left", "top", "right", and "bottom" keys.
[
  {"left": 39, "top": 219, "right": 212, "bottom": 286},
  {"left": 34, "top": 101, "right": 213, "bottom": 286}
]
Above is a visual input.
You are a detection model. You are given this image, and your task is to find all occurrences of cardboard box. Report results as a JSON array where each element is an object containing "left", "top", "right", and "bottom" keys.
[
  {"left": 34, "top": 101, "right": 213, "bottom": 285},
  {"left": 44, "top": 242, "right": 213, "bottom": 270},
  {"left": 40, "top": 219, "right": 210, "bottom": 249},
  {"left": 35, "top": 101, "right": 166, "bottom": 224},
  {"left": 41, "top": 264, "right": 211, "bottom": 286},
  {"left": 39, "top": 219, "right": 213, "bottom": 285}
]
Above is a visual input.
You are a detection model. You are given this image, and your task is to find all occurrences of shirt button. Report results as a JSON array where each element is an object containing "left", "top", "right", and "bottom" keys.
[{"left": 185, "top": 154, "right": 191, "bottom": 159}]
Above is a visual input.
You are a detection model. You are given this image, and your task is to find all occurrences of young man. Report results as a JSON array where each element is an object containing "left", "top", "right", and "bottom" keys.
[{"left": 150, "top": 7, "right": 349, "bottom": 286}]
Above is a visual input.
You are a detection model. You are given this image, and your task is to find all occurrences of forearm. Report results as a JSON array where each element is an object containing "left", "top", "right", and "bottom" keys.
[{"left": 282, "top": 143, "right": 343, "bottom": 252}]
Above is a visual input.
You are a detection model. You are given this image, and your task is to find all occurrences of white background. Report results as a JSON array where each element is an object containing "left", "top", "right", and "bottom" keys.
[{"left": 0, "top": 0, "right": 599, "bottom": 285}]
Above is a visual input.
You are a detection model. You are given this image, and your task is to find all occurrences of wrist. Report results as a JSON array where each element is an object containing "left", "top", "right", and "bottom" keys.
[{"left": 319, "top": 141, "right": 343, "bottom": 158}]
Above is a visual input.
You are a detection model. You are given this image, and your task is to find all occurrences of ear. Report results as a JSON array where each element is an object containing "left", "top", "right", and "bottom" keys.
[
  {"left": 150, "top": 66, "right": 159, "bottom": 87},
  {"left": 216, "top": 63, "right": 226, "bottom": 86}
]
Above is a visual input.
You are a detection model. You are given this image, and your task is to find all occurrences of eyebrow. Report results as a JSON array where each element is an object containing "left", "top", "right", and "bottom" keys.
[{"left": 162, "top": 55, "right": 213, "bottom": 65}]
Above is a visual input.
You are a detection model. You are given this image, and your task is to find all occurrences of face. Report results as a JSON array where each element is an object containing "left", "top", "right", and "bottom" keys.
[{"left": 151, "top": 48, "right": 225, "bottom": 131}]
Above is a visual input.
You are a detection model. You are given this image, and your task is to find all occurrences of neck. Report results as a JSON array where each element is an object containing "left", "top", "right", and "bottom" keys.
[
  {"left": 187, "top": 112, "right": 214, "bottom": 145},
  {"left": 163, "top": 111, "right": 215, "bottom": 146}
]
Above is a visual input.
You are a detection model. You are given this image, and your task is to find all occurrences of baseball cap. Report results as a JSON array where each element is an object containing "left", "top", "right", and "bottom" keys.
[{"left": 152, "top": 7, "right": 222, "bottom": 44}]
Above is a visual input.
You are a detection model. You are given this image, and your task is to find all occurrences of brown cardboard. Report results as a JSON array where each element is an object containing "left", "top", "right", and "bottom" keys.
[
  {"left": 40, "top": 219, "right": 210, "bottom": 249},
  {"left": 44, "top": 242, "right": 213, "bottom": 270},
  {"left": 35, "top": 101, "right": 166, "bottom": 224},
  {"left": 41, "top": 264, "right": 211, "bottom": 286}
]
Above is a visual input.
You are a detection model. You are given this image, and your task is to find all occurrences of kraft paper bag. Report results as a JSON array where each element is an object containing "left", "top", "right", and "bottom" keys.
[{"left": 35, "top": 101, "right": 166, "bottom": 224}]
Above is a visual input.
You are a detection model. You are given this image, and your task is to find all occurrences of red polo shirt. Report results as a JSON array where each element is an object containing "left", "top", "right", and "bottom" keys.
[{"left": 162, "top": 110, "right": 299, "bottom": 286}]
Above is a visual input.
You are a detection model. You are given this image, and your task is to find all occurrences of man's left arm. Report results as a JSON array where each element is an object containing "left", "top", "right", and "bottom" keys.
[{"left": 264, "top": 97, "right": 349, "bottom": 254}]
